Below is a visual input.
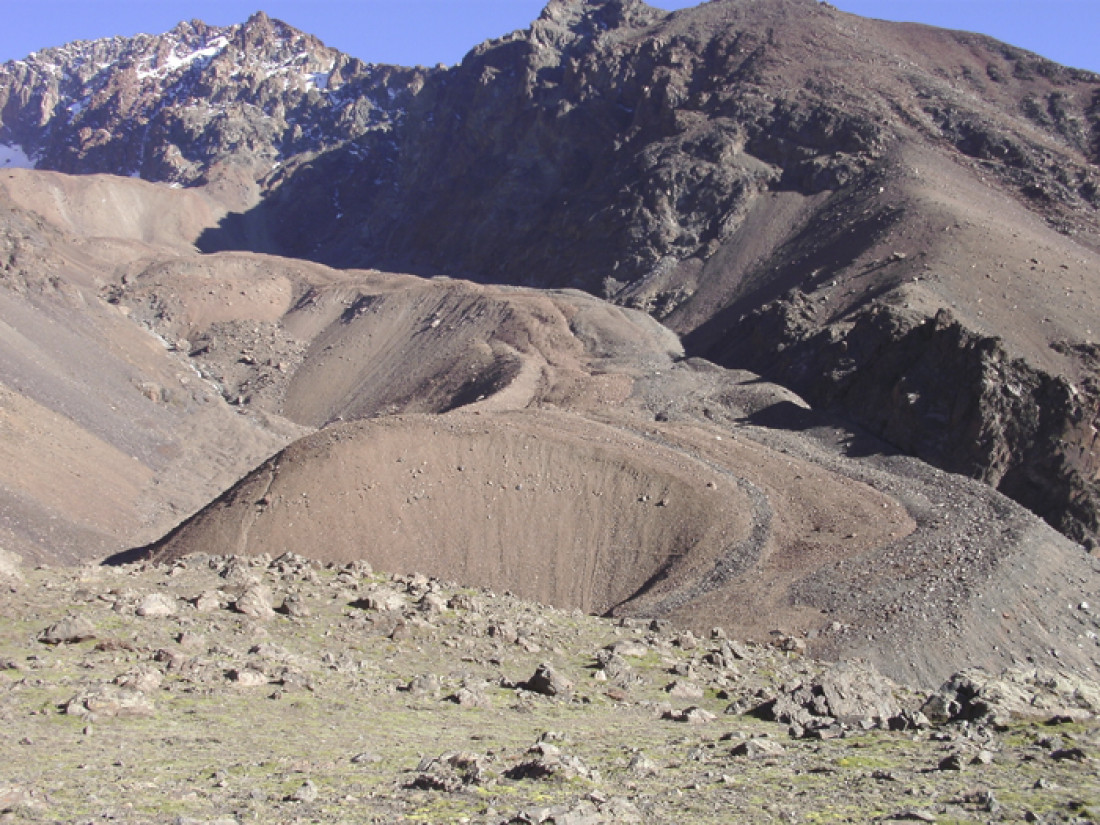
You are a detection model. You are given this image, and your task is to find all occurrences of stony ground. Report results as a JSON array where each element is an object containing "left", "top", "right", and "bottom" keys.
[{"left": 1, "top": 554, "right": 1097, "bottom": 824}]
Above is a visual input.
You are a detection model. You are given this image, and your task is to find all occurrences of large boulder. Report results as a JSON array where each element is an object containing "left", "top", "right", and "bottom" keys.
[
  {"left": 753, "top": 662, "right": 904, "bottom": 732},
  {"left": 922, "top": 668, "right": 1100, "bottom": 726},
  {"left": 525, "top": 663, "right": 574, "bottom": 698},
  {"left": 39, "top": 615, "right": 96, "bottom": 645}
]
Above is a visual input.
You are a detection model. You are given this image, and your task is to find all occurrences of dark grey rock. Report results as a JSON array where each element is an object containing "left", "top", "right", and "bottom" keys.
[
  {"left": 405, "top": 673, "right": 441, "bottom": 698},
  {"left": 731, "top": 738, "right": 785, "bottom": 758},
  {"left": 525, "top": 663, "right": 573, "bottom": 698},
  {"left": 135, "top": 592, "right": 177, "bottom": 617},
  {"left": 233, "top": 584, "right": 275, "bottom": 619},
  {"left": 64, "top": 685, "right": 154, "bottom": 718},
  {"left": 287, "top": 779, "right": 317, "bottom": 803},
  {"left": 754, "top": 662, "right": 902, "bottom": 730}
]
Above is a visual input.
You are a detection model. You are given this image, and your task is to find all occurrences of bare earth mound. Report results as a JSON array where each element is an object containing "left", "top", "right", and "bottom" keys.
[
  {"left": 88, "top": 224, "right": 1098, "bottom": 687},
  {"left": 0, "top": 162, "right": 1096, "bottom": 689},
  {"left": 136, "top": 399, "right": 1099, "bottom": 688}
]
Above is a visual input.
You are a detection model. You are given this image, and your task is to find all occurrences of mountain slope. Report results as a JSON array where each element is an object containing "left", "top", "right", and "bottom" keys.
[
  {"left": 247, "top": 0, "right": 1099, "bottom": 285},
  {"left": 193, "top": 0, "right": 1100, "bottom": 544},
  {"left": 103, "top": 250, "right": 1098, "bottom": 688},
  {"left": 0, "top": 169, "right": 305, "bottom": 563},
  {"left": 1, "top": 162, "right": 1092, "bottom": 687}
]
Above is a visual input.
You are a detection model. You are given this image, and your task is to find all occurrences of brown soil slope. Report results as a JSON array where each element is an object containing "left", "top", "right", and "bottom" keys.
[
  {"left": 125, "top": 265, "right": 1100, "bottom": 689},
  {"left": 139, "top": 397, "right": 1100, "bottom": 689},
  {"left": 2, "top": 166, "right": 1097, "bottom": 690},
  {"left": 228, "top": 0, "right": 1099, "bottom": 546},
  {"left": 0, "top": 170, "right": 303, "bottom": 563}
]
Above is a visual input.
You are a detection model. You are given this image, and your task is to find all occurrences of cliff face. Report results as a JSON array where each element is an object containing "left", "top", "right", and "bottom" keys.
[
  {"left": 5, "top": 2, "right": 1097, "bottom": 283},
  {"left": 249, "top": 0, "right": 1099, "bottom": 284},
  {"left": 251, "top": 0, "right": 890, "bottom": 285}
]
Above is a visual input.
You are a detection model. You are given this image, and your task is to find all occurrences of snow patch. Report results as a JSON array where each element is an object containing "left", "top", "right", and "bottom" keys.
[
  {"left": 137, "top": 36, "right": 228, "bottom": 80},
  {"left": 0, "top": 143, "right": 36, "bottom": 169}
]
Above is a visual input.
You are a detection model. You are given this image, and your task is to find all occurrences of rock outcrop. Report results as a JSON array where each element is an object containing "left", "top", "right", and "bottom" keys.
[{"left": 0, "top": 13, "right": 427, "bottom": 190}]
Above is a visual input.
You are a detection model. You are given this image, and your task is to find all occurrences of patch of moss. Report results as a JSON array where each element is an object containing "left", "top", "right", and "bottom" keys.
[{"left": 834, "top": 753, "right": 891, "bottom": 770}]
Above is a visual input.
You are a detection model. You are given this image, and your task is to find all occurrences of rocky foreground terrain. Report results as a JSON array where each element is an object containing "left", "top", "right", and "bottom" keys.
[{"left": 1, "top": 550, "right": 1098, "bottom": 824}]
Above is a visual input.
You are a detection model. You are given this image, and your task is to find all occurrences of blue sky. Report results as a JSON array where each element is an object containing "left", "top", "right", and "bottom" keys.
[{"left": 0, "top": 1, "right": 1096, "bottom": 74}]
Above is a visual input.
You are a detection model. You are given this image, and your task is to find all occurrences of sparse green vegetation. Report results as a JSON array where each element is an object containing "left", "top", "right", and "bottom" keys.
[{"left": 0, "top": 556, "right": 1097, "bottom": 824}]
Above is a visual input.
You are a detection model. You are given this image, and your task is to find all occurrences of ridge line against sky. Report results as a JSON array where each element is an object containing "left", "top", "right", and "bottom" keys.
[{"left": 0, "top": 1, "right": 1096, "bottom": 75}]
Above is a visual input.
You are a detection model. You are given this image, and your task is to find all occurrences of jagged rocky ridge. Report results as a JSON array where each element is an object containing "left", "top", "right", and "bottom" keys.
[
  {"left": 1, "top": 5, "right": 1098, "bottom": 542},
  {"left": 0, "top": 12, "right": 428, "bottom": 187}
]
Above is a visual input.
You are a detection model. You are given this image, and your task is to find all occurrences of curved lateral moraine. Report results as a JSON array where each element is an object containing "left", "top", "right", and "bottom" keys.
[
  {"left": 122, "top": 404, "right": 1100, "bottom": 687},
  {"left": 604, "top": 427, "right": 775, "bottom": 617}
]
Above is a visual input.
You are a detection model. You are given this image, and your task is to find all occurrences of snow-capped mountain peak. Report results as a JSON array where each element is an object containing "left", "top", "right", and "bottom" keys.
[{"left": 0, "top": 13, "right": 431, "bottom": 184}]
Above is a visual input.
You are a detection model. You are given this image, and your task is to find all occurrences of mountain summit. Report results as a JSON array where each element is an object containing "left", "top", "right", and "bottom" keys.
[{"left": 0, "top": 12, "right": 427, "bottom": 189}]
